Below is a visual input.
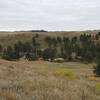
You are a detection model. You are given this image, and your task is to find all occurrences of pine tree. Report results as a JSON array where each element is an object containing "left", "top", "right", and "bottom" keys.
[
  {"left": 0, "top": 44, "right": 2, "bottom": 53},
  {"left": 43, "top": 48, "right": 57, "bottom": 60},
  {"left": 32, "top": 37, "right": 36, "bottom": 47},
  {"left": 94, "top": 60, "right": 100, "bottom": 76},
  {"left": 2, "top": 46, "right": 14, "bottom": 60}
]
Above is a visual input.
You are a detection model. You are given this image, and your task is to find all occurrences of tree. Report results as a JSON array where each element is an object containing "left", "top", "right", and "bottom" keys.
[
  {"left": 72, "top": 36, "right": 77, "bottom": 44},
  {"left": 73, "top": 44, "right": 81, "bottom": 56},
  {"left": 94, "top": 60, "right": 100, "bottom": 76},
  {"left": 35, "top": 34, "right": 39, "bottom": 38},
  {"left": 43, "top": 48, "right": 57, "bottom": 60},
  {"left": 63, "top": 37, "right": 69, "bottom": 44},
  {"left": 24, "top": 42, "right": 32, "bottom": 52},
  {"left": 52, "top": 38, "right": 58, "bottom": 47},
  {"left": 0, "top": 44, "right": 2, "bottom": 53},
  {"left": 45, "top": 36, "right": 52, "bottom": 47},
  {"left": 32, "top": 37, "right": 36, "bottom": 47},
  {"left": 37, "top": 50, "right": 43, "bottom": 57},
  {"left": 98, "top": 32, "right": 100, "bottom": 36},
  {"left": 14, "top": 41, "right": 25, "bottom": 53},
  {"left": 57, "top": 36, "right": 62, "bottom": 43},
  {"left": 2, "top": 46, "right": 14, "bottom": 60},
  {"left": 83, "top": 51, "right": 93, "bottom": 62},
  {"left": 95, "top": 34, "right": 99, "bottom": 40}
]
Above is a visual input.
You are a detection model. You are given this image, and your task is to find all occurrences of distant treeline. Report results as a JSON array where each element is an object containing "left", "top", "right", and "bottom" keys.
[
  {"left": 0, "top": 32, "right": 100, "bottom": 63},
  {"left": 14, "top": 30, "right": 47, "bottom": 32},
  {"left": 30, "top": 30, "right": 47, "bottom": 32}
]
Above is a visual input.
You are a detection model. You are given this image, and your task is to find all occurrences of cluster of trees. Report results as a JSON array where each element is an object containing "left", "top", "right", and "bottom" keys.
[
  {"left": 44, "top": 32, "right": 100, "bottom": 62},
  {"left": 0, "top": 32, "right": 100, "bottom": 75},
  {"left": 0, "top": 32, "right": 100, "bottom": 62},
  {"left": 0, "top": 35, "right": 57, "bottom": 61}
]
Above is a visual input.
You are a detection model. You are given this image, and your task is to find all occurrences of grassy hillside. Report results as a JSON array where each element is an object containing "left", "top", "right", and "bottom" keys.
[
  {"left": 0, "top": 30, "right": 99, "bottom": 46},
  {"left": 0, "top": 60, "right": 100, "bottom": 100}
]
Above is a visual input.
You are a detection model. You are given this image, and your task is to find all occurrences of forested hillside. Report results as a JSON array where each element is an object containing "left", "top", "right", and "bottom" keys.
[{"left": 0, "top": 30, "right": 100, "bottom": 63}]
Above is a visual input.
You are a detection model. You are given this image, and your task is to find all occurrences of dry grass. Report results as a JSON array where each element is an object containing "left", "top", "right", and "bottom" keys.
[
  {"left": 0, "top": 92, "right": 16, "bottom": 100},
  {"left": 0, "top": 60, "right": 100, "bottom": 100},
  {"left": 0, "top": 31, "right": 100, "bottom": 100},
  {"left": 0, "top": 30, "right": 99, "bottom": 46}
]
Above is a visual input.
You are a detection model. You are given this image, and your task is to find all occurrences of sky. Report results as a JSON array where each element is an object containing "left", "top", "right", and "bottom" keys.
[{"left": 0, "top": 0, "right": 100, "bottom": 31}]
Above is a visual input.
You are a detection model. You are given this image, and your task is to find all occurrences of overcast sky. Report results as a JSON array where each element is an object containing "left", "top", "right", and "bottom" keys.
[{"left": 0, "top": 0, "right": 100, "bottom": 31}]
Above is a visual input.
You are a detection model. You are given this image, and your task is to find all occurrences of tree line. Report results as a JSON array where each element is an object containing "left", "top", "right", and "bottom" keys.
[{"left": 0, "top": 32, "right": 100, "bottom": 63}]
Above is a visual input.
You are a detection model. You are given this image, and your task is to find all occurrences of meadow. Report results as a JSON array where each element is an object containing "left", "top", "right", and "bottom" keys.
[{"left": 0, "top": 60, "right": 100, "bottom": 100}]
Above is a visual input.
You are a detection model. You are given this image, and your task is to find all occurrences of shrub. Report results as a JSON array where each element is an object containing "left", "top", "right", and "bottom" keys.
[
  {"left": 94, "top": 60, "right": 100, "bottom": 76},
  {"left": 88, "top": 77, "right": 97, "bottom": 80},
  {"left": 54, "top": 69, "right": 75, "bottom": 80}
]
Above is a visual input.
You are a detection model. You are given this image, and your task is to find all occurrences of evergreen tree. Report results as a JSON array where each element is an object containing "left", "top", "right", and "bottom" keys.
[
  {"left": 24, "top": 42, "right": 32, "bottom": 52},
  {"left": 35, "top": 34, "right": 39, "bottom": 38},
  {"left": 72, "top": 36, "right": 77, "bottom": 44},
  {"left": 57, "top": 36, "right": 62, "bottom": 43},
  {"left": 98, "top": 32, "right": 100, "bottom": 36},
  {"left": 2, "top": 46, "right": 14, "bottom": 60},
  {"left": 95, "top": 34, "right": 99, "bottom": 40},
  {"left": 43, "top": 48, "right": 57, "bottom": 60},
  {"left": 32, "top": 37, "right": 36, "bottom": 47},
  {"left": 45, "top": 36, "right": 52, "bottom": 47},
  {"left": 84, "top": 51, "right": 93, "bottom": 62},
  {"left": 94, "top": 59, "right": 100, "bottom": 76},
  {"left": 0, "top": 44, "right": 2, "bottom": 53}
]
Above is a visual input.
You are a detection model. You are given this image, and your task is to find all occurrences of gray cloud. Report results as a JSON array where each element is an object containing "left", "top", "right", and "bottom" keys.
[{"left": 0, "top": 0, "right": 100, "bottom": 31}]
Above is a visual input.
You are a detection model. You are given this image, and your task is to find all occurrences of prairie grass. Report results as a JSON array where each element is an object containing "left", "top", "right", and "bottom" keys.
[{"left": 0, "top": 60, "right": 100, "bottom": 100}]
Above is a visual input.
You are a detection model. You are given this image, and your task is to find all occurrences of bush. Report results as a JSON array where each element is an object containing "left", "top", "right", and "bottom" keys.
[
  {"left": 94, "top": 60, "right": 100, "bottom": 76},
  {"left": 54, "top": 69, "right": 75, "bottom": 80}
]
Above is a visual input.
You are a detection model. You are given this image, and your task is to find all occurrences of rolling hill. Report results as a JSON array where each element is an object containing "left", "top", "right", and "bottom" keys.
[{"left": 0, "top": 30, "right": 99, "bottom": 46}]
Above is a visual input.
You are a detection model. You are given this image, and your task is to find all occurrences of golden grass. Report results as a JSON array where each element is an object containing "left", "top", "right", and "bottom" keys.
[
  {"left": 0, "top": 60, "right": 99, "bottom": 100},
  {"left": 54, "top": 69, "right": 75, "bottom": 80},
  {"left": 88, "top": 77, "right": 97, "bottom": 80}
]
